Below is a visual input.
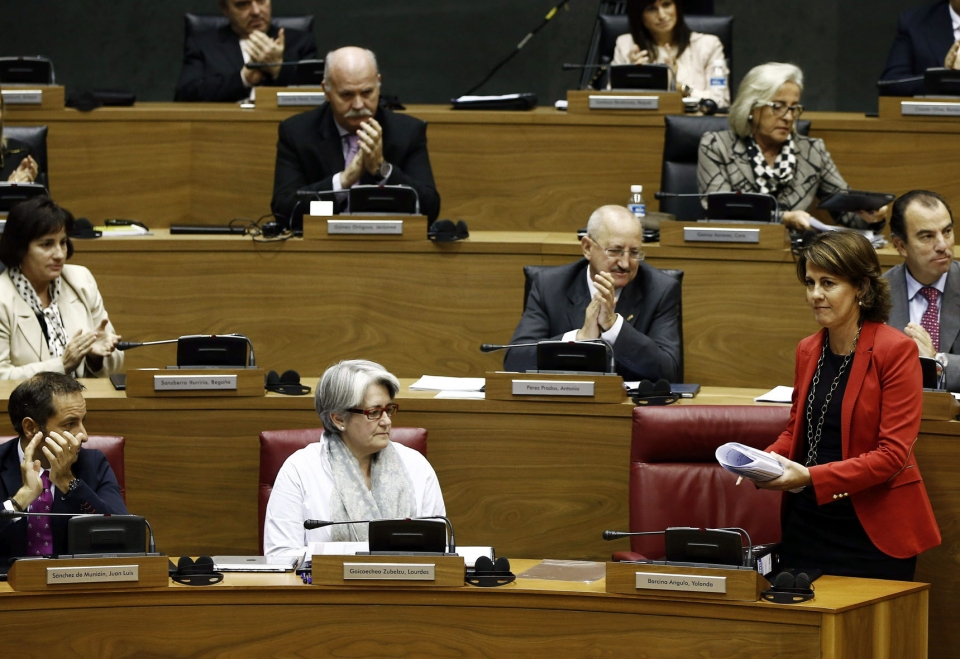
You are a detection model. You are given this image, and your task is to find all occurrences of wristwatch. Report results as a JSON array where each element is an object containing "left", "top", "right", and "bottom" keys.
[{"left": 375, "top": 160, "right": 392, "bottom": 180}]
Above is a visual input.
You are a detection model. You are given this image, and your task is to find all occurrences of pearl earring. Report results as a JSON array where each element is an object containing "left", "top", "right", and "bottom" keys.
[{"left": 749, "top": 114, "right": 753, "bottom": 121}]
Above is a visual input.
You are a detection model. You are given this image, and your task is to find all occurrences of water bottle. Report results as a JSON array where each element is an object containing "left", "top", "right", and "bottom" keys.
[
  {"left": 628, "top": 185, "right": 646, "bottom": 222},
  {"left": 708, "top": 59, "right": 727, "bottom": 102}
]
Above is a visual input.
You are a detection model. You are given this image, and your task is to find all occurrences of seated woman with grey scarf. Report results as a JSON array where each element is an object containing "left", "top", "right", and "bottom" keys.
[{"left": 263, "top": 359, "right": 446, "bottom": 556}]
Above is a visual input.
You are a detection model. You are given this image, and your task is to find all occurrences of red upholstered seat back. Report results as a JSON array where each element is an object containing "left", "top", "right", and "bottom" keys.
[
  {"left": 629, "top": 406, "right": 790, "bottom": 559},
  {"left": 0, "top": 435, "right": 126, "bottom": 503},
  {"left": 257, "top": 427, "right": 427, "bottom": 553}
]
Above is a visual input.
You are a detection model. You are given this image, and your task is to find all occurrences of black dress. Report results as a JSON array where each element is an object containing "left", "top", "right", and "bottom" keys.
[
  {"left": 777, "top": 348, "right": 918, "bottom": 581},
  {"left": 0, "top": 138, "right": 31, "bottom": 181}
]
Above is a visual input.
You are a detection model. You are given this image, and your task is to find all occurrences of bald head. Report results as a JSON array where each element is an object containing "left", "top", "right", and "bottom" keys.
[
  {"left": 322, "top": 47, "right": 382, "bottom": 132},
  {"left": 582, "top": 205, "right": 644, "bottom": 289}
]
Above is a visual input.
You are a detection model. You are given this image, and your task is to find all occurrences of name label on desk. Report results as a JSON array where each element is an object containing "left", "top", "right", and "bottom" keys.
[
  {"left": 635, "top": 571, "right": 726, "bottom": 594},
  {"left": 153, "top": 375, "right": 238, "bottom": 391},
  {"left": 328, "top": 219, "right": 403, "bottom": 235},
  {"left": 588, "top": 95, "right": 659, "bottom": 110},
  {"left": 276, "top": 91, "right": 326, "bottom": 107},
  {"left": 683, "top": 227, "right": 760, "bottom": 244},
  {"left": 1, "top": 89, "right": 42, "bottom": 105},
  {"left": 511, "top": 380, "right": 595, "bottom": 396},
  {"left": 342, "top": 562, "right": 435, "bottom": 580},
  {"left": 46, "top": 565, "right": 139, "bottom": 585},
  {"left": 901, "top": 101, "right": 960, "bottom": 117}
]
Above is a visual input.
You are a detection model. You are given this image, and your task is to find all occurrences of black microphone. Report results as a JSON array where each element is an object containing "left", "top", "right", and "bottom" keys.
[
  {"left": 304, "top": 516, "right": 456, "bottom": 554},
  {"left": 115, "top": 339, "right": 178, "bottom": 351},
  {"left": 115, "top": 334, "right": 257, "bottom": 367},
  {"left": 244, "top": 58, "right": 325, "bottom": 70},
  {"left": 0, "top": 511, "right": 158, "bottom": 553},
  {"left": 562, "top": 63, "right": 608, "bottom": 70},
  {"left": 480, "top": 341, "right": 540, "bottom": 353},
  {"left": 602, "top": 529, "right": 666, "bottom": 541}
]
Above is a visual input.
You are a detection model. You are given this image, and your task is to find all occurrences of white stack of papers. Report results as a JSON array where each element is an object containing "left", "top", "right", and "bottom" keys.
[
  {"left": 754, "top": 385, "right": 793, "bottom": 403},
  {"left": 409, "top": 375, "right": 485, "bottom": 400},
  {"left": 715, "top": 442, "right": 783, "bottom": 482}
]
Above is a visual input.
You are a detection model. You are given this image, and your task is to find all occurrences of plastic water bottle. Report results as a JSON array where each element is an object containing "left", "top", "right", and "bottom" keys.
[
  {"left": 628, "top": 185, "right": 646, "bottom": 222},
  {"left": 708, "top": 59, "right": 727, "bottom": 102}
]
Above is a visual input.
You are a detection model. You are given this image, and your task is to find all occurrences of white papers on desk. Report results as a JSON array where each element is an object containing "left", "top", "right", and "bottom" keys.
[
  {"left": 808, "top": 218, "right": 885, "bottom": 248},
  {"left": 453, "top": 94, "right": 525, "bottom": 103},
  {"left": 715, "top": 442, "right": 783, "bottom": 482},
  {"left": 308, "top": 542, "right": 494, "bottom": 568},
  {"left": 434, "top": 390, "right": 485, "bottom": 400},
  {"left": 409, "top": 375, "right": 485, "bottom": 392},
  {"left": 754, "top": 385, "right": 793, "bottom": 403}
]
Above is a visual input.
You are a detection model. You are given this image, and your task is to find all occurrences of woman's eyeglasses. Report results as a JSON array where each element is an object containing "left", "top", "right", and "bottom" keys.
[
  {"left": 346, "top": 403, "right": 400, "bottom": 420},
  {"left": 756, "top": 101, "right": 803, "bottom": 118}
]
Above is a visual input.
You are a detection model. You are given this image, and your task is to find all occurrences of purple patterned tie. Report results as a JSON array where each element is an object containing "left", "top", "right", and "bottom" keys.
[
  {"left": 26, "top": 472, "right": 54, "bottom": 556},
  {"left": 344, "top": 134, "right": 359, "bottom": 168},
  {"left": 919, "top": 286, "right": 941, "bottom": 352}
]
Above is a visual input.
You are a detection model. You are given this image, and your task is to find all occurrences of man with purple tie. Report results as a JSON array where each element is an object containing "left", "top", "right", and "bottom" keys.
[
  {"left": 0, "top": 372, "right": 126, "bottom": 557},
  {"left": 884, "top": 190, "right": 960, "bottom": 391}
]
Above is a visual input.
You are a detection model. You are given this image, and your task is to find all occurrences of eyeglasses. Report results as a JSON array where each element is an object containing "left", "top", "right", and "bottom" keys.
[
  {"left": 346, "top": 403, "right": 399, "bottom": 420},
  {"left": 756, "top": 101, "right": 803, "bottom": 118},
  {"left": 591, "top": 238, "right": 644, "bottom": 262}
]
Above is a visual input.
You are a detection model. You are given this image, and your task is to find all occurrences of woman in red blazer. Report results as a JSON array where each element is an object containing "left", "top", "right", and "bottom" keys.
[{"left": 755, "top": 230, "right": 940, "bottom": 580}]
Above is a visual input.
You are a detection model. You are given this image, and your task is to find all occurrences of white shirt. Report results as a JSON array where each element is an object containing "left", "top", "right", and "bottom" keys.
[
  {"left": 561, "top": 268, "right": 624, "bottom": 343},
  {"left": 263, "top": 434, "right": 446, "bottom": 556},
  {"left": 950, "top": 4, "right": 960, "bottom": 43},
  {"left": 1, "top": 439, "right": 54, "bottom": 521}
]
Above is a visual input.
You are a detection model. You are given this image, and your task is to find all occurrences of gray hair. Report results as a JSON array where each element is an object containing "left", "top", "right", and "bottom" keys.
[
  {"left": 728, "top": 62, "right": 804, "bottom": 138},
  {"left": 322, "top": 48, "right": 379, "bottom": 86},
  {"left": 586, "top": 205, "right": 641, "bottom": 241},
  {"left": 315, "top": 359, "right": 399, "bottom": 435}
]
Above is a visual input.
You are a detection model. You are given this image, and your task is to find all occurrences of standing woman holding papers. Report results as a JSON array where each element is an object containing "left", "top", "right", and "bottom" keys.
[
  {"left": 612, "top": 0, "right": 730, "bottom": 107},
  {"left": 0, "top": 196, "right": 122, "bottom": 379},
  {"left": 264, "top": 360, "right": 445, "bottom": 556},
  {"left": 748, "top": 231, "right": 940, "bottom": 580}
]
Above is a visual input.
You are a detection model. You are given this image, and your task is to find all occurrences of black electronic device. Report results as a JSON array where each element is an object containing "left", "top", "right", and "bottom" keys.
[
  {"left": 706, "top": 192, "right": 777, "bottom": 223},
  {"left": 169, "top": 224, "right": 245, "bottom": 235},
  {"left": 293, "top": 59, "right": 325, "bottom": 86},
  {"left": 349, "top": 184, "right": 420, "bottom": 215},
  {"left": 0, "top": 56, "right": 54, "bottom": 84},
  {"left": 176, "top": 334, "right": 249, "bottom": 367},
  {"left": 536, "top": 340, "right": 610, "bottom": 374},
  {"left": 0, "top": 182, "right": 47, "bottom": 213},
  {"left": 609, "top": 63, "right": 671, "bottom": 91},
  {"left": 367, "top": 519, "right": 448, "bottom": 554},
  {"left": 817, "top": 190, "right": 895, "bottom": 214},
  {"left": 663, "top": 527, "right": 744, "bottom": 567},
  {"left": 923, "top": 67, "right": 960, "bottom": 97},
  {"left": 67, "top": 515, "right": 147, "bottom": 555},
  {"left": 920, "top": 356, "right": 945, "bottom": 390}
]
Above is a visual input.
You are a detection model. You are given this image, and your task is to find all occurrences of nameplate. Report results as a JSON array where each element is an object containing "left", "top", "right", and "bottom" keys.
[
  {"left": 276, "top": 91, "right": 326, "bottom": 106},
  {"left": 153, "top": 375, "right": 238, "bottom": 391},
  {"left": 1, "top": 89, "right": 42, "bottom": 105},
  {"left": 47, "top": 564, "right": 139, "bottom": 585},
  {"left": 901, "top": 101, "right": 960, "bottom": 116},
  {"left": 588, "top": 94, "right": 659, "bottom": 110},
  {"left": 511, "top": 380, "right": 595, "bottom": 396},
  {"left": 683, "top": 227, "right": 760, "bottom": 244},
  {"left": 342, "top": 562, "right": 435, "bottom": 580},
  {"left": 635, "top": 571, "right": 727, "bottom": 594},
  {"left": 327, "top": 219, "right": 403, "bottom": 235}
]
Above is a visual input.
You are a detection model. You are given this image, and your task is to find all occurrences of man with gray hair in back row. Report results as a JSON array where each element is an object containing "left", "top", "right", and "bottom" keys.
[{"left": 271, "top": 46, "right": 441, "bottom": 230}]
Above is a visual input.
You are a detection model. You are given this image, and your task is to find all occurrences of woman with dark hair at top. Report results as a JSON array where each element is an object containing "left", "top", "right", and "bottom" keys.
[
  {"left": 743, "top": 231, "right": 940, "bottom": 581},
  {"left": 0, "top": 85, "right": 39, "bottom": 183},
  {"left": 612, "top": 0, "right": 729, "bottom": 106},
  {"left": 0, "top": 196, "right": 122, "bottom": 379}
]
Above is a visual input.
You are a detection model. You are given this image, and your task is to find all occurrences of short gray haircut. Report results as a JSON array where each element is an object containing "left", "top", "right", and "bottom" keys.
[
  {"left": 728, "top": 62, "right": 804, "bottom": 138},
  {"left": 322, "top": 48, "right": 379, "bottom": 86},
  {"left": 586, "top": 205, "right": 641, "bottom": 241},
  {"left": 315, "top": 359, "right": 399, "bottom": 435}
]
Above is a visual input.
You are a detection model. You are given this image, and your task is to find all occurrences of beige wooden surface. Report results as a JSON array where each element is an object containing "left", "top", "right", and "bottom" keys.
[{"left": 0, "top": 559, "right": 929, "bottom": 659}]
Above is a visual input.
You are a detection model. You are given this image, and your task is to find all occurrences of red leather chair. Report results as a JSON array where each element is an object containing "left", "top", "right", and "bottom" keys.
[
  {"left": 617, "top": 405, "right": 789, "bottom": 561},
  {"left": 0, "top": 435, "right": 126, "bottom": 503},
  {"left": 258, "top": 427, "right": 427, "bottom": 553}
]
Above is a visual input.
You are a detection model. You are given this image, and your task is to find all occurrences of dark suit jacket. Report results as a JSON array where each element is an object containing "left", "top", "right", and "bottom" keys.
[
  {"left": 880, "top": 0, "right": 954, "bottom": 96},
  {"left": 503, "top": 259, "right": 682, "bottom": 382},
  {"left": 885, "top": 260, "right": 960, "bottom": 391},
  {"left": 0, "top": 440, "right": 127, "bottom": 557},
  {"left": 767, "top": 322, "right": 940, "bottom": 559},
  {"left": 174, "top": 23, "right": 318, "bottom": 102},
  {"left": 0, "top": 138, "right": 31, "bottom": 182},
  {"left": 270, "top": 104, "right": 441, "bottom": 228}
]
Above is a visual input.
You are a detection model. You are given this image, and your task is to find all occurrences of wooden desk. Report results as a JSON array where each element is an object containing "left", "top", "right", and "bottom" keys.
[
  {"left": 0, "top": 559, "right": 929, "bottom": 658},
  {"left": 8, "top": 103, "right": 960, "bottom": 231},
  {"left": 68, "top": 230, "right": 907, "bottom": 388}
]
